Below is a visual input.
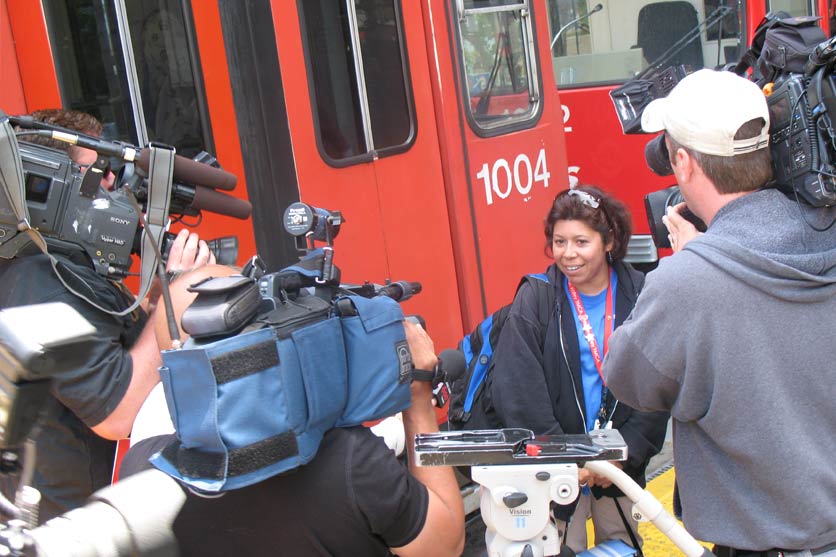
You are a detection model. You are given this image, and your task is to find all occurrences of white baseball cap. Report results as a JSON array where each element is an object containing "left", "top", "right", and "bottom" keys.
[{"left": 641, "top": 69, "right": 770, "bottom": 157}]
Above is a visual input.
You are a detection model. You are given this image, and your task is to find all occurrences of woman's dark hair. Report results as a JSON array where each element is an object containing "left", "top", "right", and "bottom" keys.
[{"left": 544, "top": 185, "right": 633, "bottom": 261}]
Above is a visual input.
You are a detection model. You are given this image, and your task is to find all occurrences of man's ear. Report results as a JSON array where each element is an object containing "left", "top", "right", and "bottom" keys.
[{"left": 672, "top": 147, "right": 694, "bottom": 182}]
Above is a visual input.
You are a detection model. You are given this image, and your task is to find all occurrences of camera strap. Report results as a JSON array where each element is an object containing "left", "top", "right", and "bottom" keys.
[
  {"left": 0, "top": 112, "right": 44, "bottom": 259},
  {"left": 135, "top": 143, "right": 175, "bottom": 309}
]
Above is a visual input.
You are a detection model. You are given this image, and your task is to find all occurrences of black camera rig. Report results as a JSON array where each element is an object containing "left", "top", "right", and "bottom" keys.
[
  {"left": 640, "top": 62, "right": 836, "bottom": 248},
  {"left": 610, "top": 15, "right": 836, "bottom": 248},
  {"left": 1, "top": 112, "right": 250, "bottom": 278},
  {"left": 251, "top": 201, "right": 422, "bottom": 309},
  {"left": 180, "top": 201, "right": 424, "bottom": 342}
]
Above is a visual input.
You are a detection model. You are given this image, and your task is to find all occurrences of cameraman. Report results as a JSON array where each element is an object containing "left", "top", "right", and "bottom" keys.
[
  {"left": 603, "top": 69, "right": 836, "bottom": 556},
  {"left": 24, "top": 109, "right": 116, "bottom": 190},
  {"left": 121, "top": 318, "right": 466, "bottom": 557},
  {"left": 0, "top": 111, "right": 220, "bottom": 521}
]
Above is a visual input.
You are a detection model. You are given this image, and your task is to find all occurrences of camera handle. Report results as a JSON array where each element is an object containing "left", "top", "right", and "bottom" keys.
[
  {"left": 583, "top": 461, "right": 709, "bottom": 557},
  {"left": 472, "top": 461, "right": 710, "bottom": 557}
]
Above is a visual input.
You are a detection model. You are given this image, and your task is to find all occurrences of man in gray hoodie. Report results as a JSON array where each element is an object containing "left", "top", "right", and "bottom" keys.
[{"left": 603, "top": 69, "right": 836, "bottom": 556}]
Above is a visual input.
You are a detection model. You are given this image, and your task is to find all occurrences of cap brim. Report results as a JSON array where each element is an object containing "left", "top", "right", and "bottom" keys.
[{"left": 641, "top": 98, "right": 668, "bottom": 133}]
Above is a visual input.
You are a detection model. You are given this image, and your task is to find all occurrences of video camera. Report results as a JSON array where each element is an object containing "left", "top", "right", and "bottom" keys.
[
  {"left": 0, "top": 303, "right": 188, "bottom": 555},
  {"left": 611, "top": 21, "right": 836, "bottom": 249},
  {"left": 2, "top": 113, "right": 251, "bottom": 277},
  {"left": 148, "top": 201, "right": 458, "bottom": 494},
  {"left": 255, "top": 201, "right": 421, "bottom": 304},
  {"left": 0, "top": 303, "right": 97, "bottom": 451}
]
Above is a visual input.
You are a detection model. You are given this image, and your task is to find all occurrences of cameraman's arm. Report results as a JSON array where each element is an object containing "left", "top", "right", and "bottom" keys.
[
  {"left": 165, "top": 229, "right": 217, "bottom": 271},
  {"left": 92, "top": 320, "right": 163, "bottom": 439},
  {"left": 391, "top": 322, "right": 465, "bottom": 557},
  {"left": 93, "top": 263, "right": 237, "bottom": 439}
]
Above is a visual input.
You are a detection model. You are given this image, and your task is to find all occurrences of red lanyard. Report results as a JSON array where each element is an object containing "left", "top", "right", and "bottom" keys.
[{"left": 566, "top": 274, "right": 614, "bottom": 383}]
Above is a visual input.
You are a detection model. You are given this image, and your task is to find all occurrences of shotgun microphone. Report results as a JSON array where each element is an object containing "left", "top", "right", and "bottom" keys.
[{"left": 11, "top": 120, "right": 237, "bottom": 191}]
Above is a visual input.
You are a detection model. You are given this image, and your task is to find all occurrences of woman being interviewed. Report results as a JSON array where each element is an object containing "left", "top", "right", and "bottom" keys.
[{"left": 490, "top": 185, "right": 668, "bottom": 553}]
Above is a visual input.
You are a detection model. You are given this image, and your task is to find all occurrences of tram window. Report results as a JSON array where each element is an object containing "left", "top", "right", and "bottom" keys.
[
  {"left": 300, "top": 0, "right": 415, "bottom": 163},
  {"left": 705, "top": 1, "right": 740, "bottom": 41},
  {"left": 457, "top": 0, "right": 541, "bottom": 132},
  {"left": 124, "top": 2, "right": 211, "bottom": 158},
  {"left": 41, "top": 0, "right": 211, "bottom": 158},
  {"left": 547, "top": 1, "right": 747, "bottom": 89},
  {"left": 767, "top": 0, "right": 815, "bottom": 16},
  {"left": 42, "top": 0, "right": 136, "bottom": 143}
]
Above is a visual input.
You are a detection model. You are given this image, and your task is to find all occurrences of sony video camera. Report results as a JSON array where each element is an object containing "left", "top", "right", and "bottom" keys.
[
  {"left": 2, "top": 113, "right": 250, "bottom": 277},
  {"left": 16, "top": 141, "right": 140, "bottom": 276}
]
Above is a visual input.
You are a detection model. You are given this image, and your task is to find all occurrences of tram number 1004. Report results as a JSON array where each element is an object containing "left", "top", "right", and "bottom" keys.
[{"left": 476, "top": 149, "right": 551, "bottom": 206}]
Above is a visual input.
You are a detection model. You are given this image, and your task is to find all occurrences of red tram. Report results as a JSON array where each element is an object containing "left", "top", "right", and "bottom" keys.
[{"left": 1, "top": 0, "right": 832, "bottom": 350}]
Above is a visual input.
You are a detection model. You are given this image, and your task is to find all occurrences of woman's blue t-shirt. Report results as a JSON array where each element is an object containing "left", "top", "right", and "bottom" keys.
[{"left": 563, "top": 270, "right": 617, "bottom": 432}]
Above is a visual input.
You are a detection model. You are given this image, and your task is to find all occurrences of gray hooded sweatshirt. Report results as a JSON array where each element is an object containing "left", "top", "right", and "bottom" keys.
[{"left": 604, "top": 188, "right": 836, "bottom": 551}]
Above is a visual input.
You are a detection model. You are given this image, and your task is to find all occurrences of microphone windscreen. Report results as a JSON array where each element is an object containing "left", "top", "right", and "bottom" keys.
[
  {"left": 136, "top": 149, "right": 238, "bottom": 191},
  {"left": 190, "top": 187, "right": 252, "bottom": 220},
  {"left": 438, "top": 349, "right": 466, "bottom": 384}
]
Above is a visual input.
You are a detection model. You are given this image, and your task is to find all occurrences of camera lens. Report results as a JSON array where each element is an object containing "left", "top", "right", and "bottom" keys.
[
  {"left": 206, "top": 236, "right": 238, "bottom": 265},
  {"left": 645, "top": 134, "right": 673, "bottom": 176},
  {"left": 158, "top": 232, "right": 238, "bottom": 265}
]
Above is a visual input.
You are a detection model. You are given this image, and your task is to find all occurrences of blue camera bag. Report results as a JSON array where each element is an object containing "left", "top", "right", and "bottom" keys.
[
  {"left": 151, "top": 292, "right": 412, "bottom": 492},
  {"left": 335, "top": 294, "right": 412, "bottom": 426}
]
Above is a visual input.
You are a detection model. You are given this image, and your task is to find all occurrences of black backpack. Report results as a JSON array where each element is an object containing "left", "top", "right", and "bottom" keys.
[
  {"left": 447, "top": 274, "right": 555, "bottom": 430},
  {"left": 734, "top": 13, "right": 826, "bottom": 85}
]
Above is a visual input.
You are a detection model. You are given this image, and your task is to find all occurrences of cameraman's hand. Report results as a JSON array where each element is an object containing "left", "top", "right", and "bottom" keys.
[
  {"left": 404, "top": 320, "right": 437, "bottom": 371},
  {"left": 403, "top": 320, "right": 437, "bottom": 403},
  {"left": 165, "top": 229, "right": 216, "bottom": 272},
  {"left": 396, "top": 321, "right": 465, "bottom": 557},
  {"left": 144, "top": 230, "right": 216, "bottom": 313},
  {"left": 662, "top": 202, "right": 701, "bottom": 253}
]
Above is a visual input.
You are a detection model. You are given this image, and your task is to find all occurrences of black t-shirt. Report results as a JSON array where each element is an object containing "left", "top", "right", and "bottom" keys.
[
  {"left": 122, "top": 427, "right": 429, "bottom": 557},
  {"left": 0, "top": 253, "right": 143, "bottom": 522}
]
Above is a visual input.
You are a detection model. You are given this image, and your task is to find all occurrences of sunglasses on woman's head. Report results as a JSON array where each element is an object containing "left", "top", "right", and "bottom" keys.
[{"left": 567, "top": 188, "right": 600, "bottom": 209}]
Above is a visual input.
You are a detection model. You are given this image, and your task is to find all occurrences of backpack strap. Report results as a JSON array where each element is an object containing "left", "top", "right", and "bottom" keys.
[{"left": 519, "top": 273, "right": 555, "bottom": 349}]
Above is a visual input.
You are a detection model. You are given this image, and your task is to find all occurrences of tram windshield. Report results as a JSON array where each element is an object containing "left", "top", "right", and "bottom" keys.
[{"left": 546, "top": 0, "right": 748, "bottom": 88}]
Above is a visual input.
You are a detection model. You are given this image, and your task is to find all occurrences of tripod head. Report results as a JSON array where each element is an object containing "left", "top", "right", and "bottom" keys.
[
  {"left": 416, "top": 428, "right": 627, "bottom": 557},
  {"left": 417, "top": 428, "right": 711, "bottom": 557}
]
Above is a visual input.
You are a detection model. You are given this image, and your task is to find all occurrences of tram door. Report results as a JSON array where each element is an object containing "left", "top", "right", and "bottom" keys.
[
  {"left": 270, "top": 1, "right": 573, "bottom": 338},
  {"left": 443, "top": 1, "right": 570, "bottom": 324},
  {"left": 267, "top": 1, "right": 466, "bottom": 345}
]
